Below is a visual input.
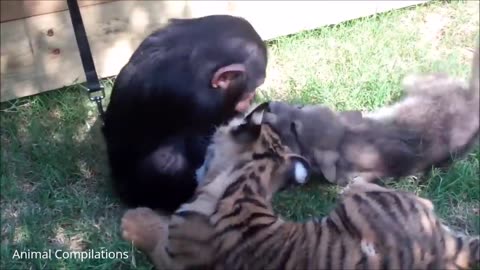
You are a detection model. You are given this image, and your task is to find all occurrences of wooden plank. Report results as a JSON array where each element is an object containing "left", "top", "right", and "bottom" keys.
[
  {"left": 0, "top": 0, "right": 426, "bottom": 102},
  {"left": 0, "top": 0, "right": 115, "bottom": 23},
  {"left": 229, "top": 1, "right": 428, "bottom": 40}
]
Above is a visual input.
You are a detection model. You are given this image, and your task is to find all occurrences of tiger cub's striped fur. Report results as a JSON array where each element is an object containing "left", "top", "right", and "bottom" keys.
[{"left": 122, "top": 102, "right": 480, "bottom": 270}]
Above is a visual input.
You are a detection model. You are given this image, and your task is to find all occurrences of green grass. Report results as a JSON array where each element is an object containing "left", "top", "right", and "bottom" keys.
[{"left": 1, "top": 1, "right": 479, "bottom": 269}]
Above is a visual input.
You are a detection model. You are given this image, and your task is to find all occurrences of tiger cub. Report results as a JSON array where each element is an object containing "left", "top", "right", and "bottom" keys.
[{"left": 121, "top": 102, "right": 480, "bottom": 270}]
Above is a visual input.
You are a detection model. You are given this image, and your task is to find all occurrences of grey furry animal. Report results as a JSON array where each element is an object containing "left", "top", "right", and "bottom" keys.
[
  {"left": 264, "top": 45, "right": 479, "bottom": 186},
  {"left": 263, "top": 103, "right": 363, "bottom": 184}
]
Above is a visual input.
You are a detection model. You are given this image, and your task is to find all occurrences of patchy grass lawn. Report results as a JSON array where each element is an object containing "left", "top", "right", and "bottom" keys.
[{"left": 1, "top": 1, "right": 479, "bottom": 269}]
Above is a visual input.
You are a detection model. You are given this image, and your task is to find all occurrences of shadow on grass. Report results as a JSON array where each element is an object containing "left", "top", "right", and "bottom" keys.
[
  {"left": 1, "top": 1, "right": 478, "bottom": 268},
  {"left": 0, "top": 84, "right": 153, "bottom": 269}
]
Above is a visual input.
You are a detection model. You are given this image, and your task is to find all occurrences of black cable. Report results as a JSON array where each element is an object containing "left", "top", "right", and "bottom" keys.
[{"left": 66, "top": 0, "right": 105, "bottom": 120}]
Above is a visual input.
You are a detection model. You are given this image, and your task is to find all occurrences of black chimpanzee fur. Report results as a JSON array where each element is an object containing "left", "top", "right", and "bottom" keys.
[{"left": 102, "top": 15, "right": 268, "bottom": 212}]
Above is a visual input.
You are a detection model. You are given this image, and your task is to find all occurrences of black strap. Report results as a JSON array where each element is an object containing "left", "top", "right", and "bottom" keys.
[{"left": 66, "top": 0, "right": 105, "bottom": 120}]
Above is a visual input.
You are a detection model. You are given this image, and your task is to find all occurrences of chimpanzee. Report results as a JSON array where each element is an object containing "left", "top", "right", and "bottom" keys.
[{"left": 102, "top": 15, "right": 268, "bottom": 212}]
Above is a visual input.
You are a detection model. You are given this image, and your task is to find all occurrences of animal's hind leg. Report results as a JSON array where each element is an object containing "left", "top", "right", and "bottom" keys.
[{"left": 122, "top": 207, "right": 170, "bottom": 253}]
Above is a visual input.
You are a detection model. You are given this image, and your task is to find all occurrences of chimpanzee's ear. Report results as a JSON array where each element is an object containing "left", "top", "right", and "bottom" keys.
[
  {"left": 230, "top": 102, "right": 270, "bottom": 143},
  {"left": 211, "top": 64, "right": 247, "bottom": 90}
]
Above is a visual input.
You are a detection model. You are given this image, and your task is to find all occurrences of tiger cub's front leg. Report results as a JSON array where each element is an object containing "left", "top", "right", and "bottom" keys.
[
  {"left": 340, "top": 174, "right": 389, "bottom": 196},
  {"left": 121, "top": 207, "right": 175, "bottom": 269}
]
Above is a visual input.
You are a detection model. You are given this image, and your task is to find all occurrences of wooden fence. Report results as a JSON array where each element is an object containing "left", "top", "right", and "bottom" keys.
[{"left": 0, "top": 0, "right": 426, "bottom": 102}]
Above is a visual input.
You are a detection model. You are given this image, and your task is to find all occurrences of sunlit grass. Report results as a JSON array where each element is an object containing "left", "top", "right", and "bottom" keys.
[{"left": 1, "top": 1, "right": 479, "bottom": 269}]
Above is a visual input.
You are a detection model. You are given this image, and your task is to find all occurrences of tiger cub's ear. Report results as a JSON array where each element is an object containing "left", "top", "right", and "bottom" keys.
[
  {"left": 231, "top": 102, "right": 270, "bottom": 144},
  {"left": 244, "top": 102, "right": 270, "bottom": 122},
  {"left": 286, "top": 154, "right": 311, "bottom": 185}
]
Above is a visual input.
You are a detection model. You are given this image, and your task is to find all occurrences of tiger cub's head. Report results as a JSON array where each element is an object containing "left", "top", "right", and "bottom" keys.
[{"left": 196, "top": 102, "right": 311, "bottom": 201}]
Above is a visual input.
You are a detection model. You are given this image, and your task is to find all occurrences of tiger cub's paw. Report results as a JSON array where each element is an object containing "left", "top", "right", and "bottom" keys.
[
  {"left": 340, "top": 175, "right": 389, "bottom": 195},
  {"left": 121, "top": 207, "right": 169, "bottom": 253},
  {"left": 339, "top": 176, "right": 366, "bottom": 195}
]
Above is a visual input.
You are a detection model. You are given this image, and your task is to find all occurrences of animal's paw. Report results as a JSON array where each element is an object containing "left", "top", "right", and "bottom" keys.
[
  {"left": 121, "top": 207, "right": 169, "bottom": 252},
  {"left": 339, "top": 176, "right": 365, "bottom": 194},
  {"left": 352, "top": 176, "right": 367, "bottom": 184},
  {"left": 340, "top": 175, "right": 389, "bottom": 195},
  {"left": 406, "top": 173, "right": 425, "bottom": 182},
  {"left": 360, "top": 239, "right": 378, "bottom": 257}
]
